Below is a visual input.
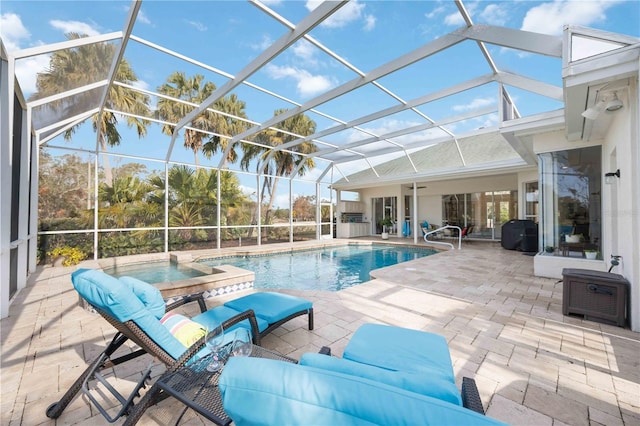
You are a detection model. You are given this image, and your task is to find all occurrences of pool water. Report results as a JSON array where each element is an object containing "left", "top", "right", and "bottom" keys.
[
  {"left": 199, "top": 245, "right": 436, "bottom": 291},
  {"left": 102, "top": 261, "right": 206, "bottom": 283}
]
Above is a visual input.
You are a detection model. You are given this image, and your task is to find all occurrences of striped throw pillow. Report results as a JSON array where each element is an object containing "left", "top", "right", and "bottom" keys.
[{"left": 160, "top": 312, "right": 206, "bottom": 348}]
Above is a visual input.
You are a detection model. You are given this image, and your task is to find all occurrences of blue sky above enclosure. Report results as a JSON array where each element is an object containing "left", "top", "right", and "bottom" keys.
[{"left": 2, "top": 0, "right": 639, "bottom": 201}]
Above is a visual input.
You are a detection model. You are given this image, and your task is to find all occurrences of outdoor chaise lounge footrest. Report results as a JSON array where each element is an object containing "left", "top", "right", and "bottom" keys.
[{"left": 223, "top": 292, "right": 314, "bottom": 337}]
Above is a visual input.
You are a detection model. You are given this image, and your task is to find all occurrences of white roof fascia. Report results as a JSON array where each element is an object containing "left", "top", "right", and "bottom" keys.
[
  {"left": 466, "top": 25, "right": 562, "bottom": 57},
  {"left": 496, "top": 72, "right": 564, "bottom": 101},
  {"left": 500, "top": 109, "right": 565, "bottom": 135},
  {"left": 167, "top": 0, "right": 348, "bottom": 163},
  {"left": 220, "top": 26, "right": 473, "bottom": 165},
  {"left": 333, "top": 159, "right": 530, "bottom": 190},
  {"left": 11, "top": 32, "right": 123, "bottom": 59},
  {"left": 563, "top": 44, "right": 640, "bottom": 85}
]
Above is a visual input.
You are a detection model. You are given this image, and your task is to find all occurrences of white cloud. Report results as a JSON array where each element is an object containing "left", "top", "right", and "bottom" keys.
[
  {"left": 15, "top": 54, "right": 50, "bottom": 95},
  {"left": 444, "top": 11, "right": 465, "bottom": 26},
  {"left": 50, "top": 19, "right": 100, "bottom": 36},
  {"left": 306, "top": 0, "right": 367, "bottom": 29},
  {"left": 251, "top": 34, "right": 273, "bottom": 51},
  {"left": 363, "top": 14, "right": 376, "bottom": 31},
  {"left": 131, "top": 79, "right": 150, "bottom": 91},
  {"left": 479, "top": 4, "right": 509, "bottom": 26},
  {"left": 521, "top": 0, "right": 618, "bottom": 36},
  {"left": 425, "top": 5, "right": 446, "bottom": 20},
  {"left": 266, "top": 64, "right": 334, "bottom": 98},
  {"left": 292, "top": 39, "right": 316, "bottom": 62},
  {"left": 185, "top": 20, "right": 207, "bottom": 32},
  {"left": 136, "top": 10, "right": 151, "bottom": 25},
  {"left": 1, "top": 13, "right": 31, "bottom": 51},
  {"left": 260, "top": 0, "right": 283, "bottom": 6},
  {"left": 452, "top": 97, "right": 495, "bottom": 112}
]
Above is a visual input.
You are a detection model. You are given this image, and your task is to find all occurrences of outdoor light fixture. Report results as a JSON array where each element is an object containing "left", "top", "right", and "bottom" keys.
[
  {"left": 605, "top": 92, "right": 623, "bottom": 112},
  {"left": 605, "top": 169, "right": 620, "bottom": 184},
  {"left": 582, "top": 91, "right": 624, "bottom": 120},
  {"left": 581, "top": 99, "right": 606, "bottom": 120}
]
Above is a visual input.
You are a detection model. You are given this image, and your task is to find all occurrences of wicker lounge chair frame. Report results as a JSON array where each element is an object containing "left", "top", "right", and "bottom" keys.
[{"left": 46, "top": 293, "right": 260, "bottom": 423}]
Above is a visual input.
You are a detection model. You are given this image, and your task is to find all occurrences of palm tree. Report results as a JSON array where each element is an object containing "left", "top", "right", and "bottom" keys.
[
  {"left": 156, "top": 72, "right": 248, "bottom": 165},
  {"left": 32, "top": 32, "right": 151, "bottom": 184},
  {"left": 241, "top": 109, "right": 317, "bottom": 234}
]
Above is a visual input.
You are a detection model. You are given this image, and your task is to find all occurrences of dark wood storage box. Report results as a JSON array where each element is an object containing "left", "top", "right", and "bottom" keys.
[{"left": 562, "top": 268, "right": 629, "bottom": 327}]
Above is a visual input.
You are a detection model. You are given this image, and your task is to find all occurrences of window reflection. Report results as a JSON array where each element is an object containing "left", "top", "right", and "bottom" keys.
[{"left": 540, "top": 146, "right": 602, "bottom": 258}]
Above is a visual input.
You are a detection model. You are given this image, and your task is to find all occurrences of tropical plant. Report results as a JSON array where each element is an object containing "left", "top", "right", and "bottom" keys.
[
  {"left": 32, "top": 32, "right": 151, "bottom": 184},
  {"left": 156, "top": 72, "right": 248, "bottom": 165},
  {"left": 240, "top": 109, "right": 317, "bottom": 236}
]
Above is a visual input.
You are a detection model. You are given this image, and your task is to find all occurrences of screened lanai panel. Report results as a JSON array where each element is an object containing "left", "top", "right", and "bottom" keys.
[
  {"left": 24, "top": 40, "right": 119, "bottom": 102},
  {"left": 311, "top": 82, "right": 405, "bottom": 125},
  {"left": 374, "top": 40, "right": 494, "bottom": 102},
  {"left": 31, "top": 86, "right": 105, "bottom": 132},
  {"left": 97, "top": 155, "right": 165, "bottom": 229},
  {"left": 414, "top": 83, "right": 499, "bottom": 125},
  {"left": 38, "top": 148, "right": 95, "bottom": 230},
  {"left": 134, "top": 1, "right": 292, "bottom": 77},
  {"left": 501, "top": 85, "right": 564, "bottom": 117}
]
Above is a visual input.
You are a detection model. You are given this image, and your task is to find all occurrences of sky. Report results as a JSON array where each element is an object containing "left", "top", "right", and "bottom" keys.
[{"left": 1, "top": 0, "right": 639, "bottom": 205}]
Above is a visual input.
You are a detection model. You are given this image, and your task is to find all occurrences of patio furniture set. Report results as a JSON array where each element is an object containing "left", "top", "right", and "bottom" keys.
[{"left": 46, "top": 268, "right": 505, "bottom": 425}]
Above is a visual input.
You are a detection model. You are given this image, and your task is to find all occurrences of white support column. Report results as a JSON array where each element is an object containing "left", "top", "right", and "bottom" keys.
[
  {"left": 315, "top": 181, "right": 321, "bottom": 240},
  {"left": 27, "top": 112, "right": 38, "bottom": 273},
  {"left": 256, "top": 174, "right": 261, "bottom": 246},
  {"left": 413, "top": 183, "right": 418, "bottom": 244},
  {"left": 0, "top": 49, "right": 12, "bottom": 318},
  {"left": 289, "top": 178, "right": 294, "bottom": 243},
  {"left": 16, "top": 95, "right": 29, "bottom": 289},
  {"left": 216, "top": 169, "right": 221, "bottom": 249}
]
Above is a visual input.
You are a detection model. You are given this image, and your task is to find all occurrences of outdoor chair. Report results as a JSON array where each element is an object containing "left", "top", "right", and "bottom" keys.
[
  {"left": 219, "top": 324, "right": 505, "bottom": 425},
  {"left": 45, "top": 268, "right": 313, "bottom": 423}
]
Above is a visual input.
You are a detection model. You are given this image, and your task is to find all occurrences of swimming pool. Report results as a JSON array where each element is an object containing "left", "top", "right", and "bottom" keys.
[
  {"left": 199, "top": 244, "right": 436, "bottom": 291},
  {"left": 102, "top": 261, "right": 207, "bottom": 283}
]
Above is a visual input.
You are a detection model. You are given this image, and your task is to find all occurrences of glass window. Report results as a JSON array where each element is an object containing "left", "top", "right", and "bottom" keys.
[
  {"left": 442, "top": 191, "right": 517, "bottom": 240},
  {"left": 539, "top": 146, "right": 602, "bottom": 258}
]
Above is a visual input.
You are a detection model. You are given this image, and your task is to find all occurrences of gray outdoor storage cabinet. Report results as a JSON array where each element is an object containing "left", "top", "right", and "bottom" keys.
[{"left": 562, "top": 268, "right": 629, "bottom": 327}]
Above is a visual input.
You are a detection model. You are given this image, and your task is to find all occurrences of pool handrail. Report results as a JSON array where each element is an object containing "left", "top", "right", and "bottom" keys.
[{"left": 423, "top": 225, "right": 462, "bottom": 250}]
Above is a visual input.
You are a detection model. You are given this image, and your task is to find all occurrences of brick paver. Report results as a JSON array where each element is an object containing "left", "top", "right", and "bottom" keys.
[{"left": 1, "top": 239, "right": 638, "bottom": 425}]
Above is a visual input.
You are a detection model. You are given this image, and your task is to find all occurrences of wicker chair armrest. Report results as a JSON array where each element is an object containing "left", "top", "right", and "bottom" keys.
[
  {"left": 461, "top": 377, "right": 485, "bottom": 414},
  {"left": 165, "top": 292, "right": 207, "bottom": 313}
]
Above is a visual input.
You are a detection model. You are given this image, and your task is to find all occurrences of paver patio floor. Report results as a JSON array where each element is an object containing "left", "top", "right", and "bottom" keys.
[{"left": 2, "top": 239, "right": 638, "bottom": 425}]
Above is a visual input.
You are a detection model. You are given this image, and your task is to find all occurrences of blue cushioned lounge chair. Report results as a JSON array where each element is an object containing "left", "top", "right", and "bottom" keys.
[
  {"left": 218, "top": 324, "right": 506, "bottom": 425},
  {"left": 46, "top": 268, "right": 313, "bottom": 423}
]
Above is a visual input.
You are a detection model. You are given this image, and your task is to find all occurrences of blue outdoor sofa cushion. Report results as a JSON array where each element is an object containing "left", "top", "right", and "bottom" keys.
[
  {"left": 219, "top": 357, "right": 506, "bottom": 426},
  {"left": 343, "top": 323, "right": 456, "bottom": 382},
  {"left": 299, "top": 353, "right": 461, "bottom": 406}
]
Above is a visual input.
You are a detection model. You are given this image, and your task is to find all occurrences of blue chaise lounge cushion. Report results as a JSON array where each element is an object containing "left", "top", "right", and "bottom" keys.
[
  {"left": 299, "top": 353, "right": 461, "bottom": 406},
  {"left": 71, "top": 268, "right": 186, "bottom": 360},
  {"left": 223, "top": 292, "right": 311, "bottom": 324},
  {"left": 219, "top": 357, "right": 506, "bottom": 426},
  {"left": 343, "top": 323, "right": 456, "bottom": 382},
  {"left": 119, "top": 275, "right": 166, "bottom": 319}
]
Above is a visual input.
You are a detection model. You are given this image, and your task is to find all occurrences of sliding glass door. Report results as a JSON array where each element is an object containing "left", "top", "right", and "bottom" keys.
[{"left": 372, "top": 197, "right": 397, "bottom": 235}]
